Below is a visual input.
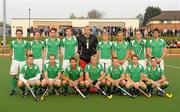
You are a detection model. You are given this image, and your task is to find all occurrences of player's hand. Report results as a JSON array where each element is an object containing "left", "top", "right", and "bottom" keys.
[
  {"left": 25, "top": 80, "right": 30, "bottom": 88},
  {"left": 46, "top": 79, "right": 50, "bottom": 85},
  {"left": 133, "top": 82, "right": 139, "bottom": 89}
]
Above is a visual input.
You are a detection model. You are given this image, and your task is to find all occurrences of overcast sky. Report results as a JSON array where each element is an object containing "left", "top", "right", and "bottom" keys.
[{"left": 0, "top": 0, "right": 180, "bottom": 24}]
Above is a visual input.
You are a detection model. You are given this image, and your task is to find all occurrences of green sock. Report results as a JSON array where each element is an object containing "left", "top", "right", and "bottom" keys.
[
  {"left": 19, "top": 86, "right": 25, "bottom": 92},
  {"left": 161, "top": 84, "right": 169, "bottom": 90},
  {"left": 11, "top": 77, "right": 17, "bottom": 91}
]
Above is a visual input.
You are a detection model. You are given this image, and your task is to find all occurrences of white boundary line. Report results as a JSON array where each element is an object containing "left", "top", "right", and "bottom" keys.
[{"left": 165, "top": 65, "right": 180, "bottom": 69}]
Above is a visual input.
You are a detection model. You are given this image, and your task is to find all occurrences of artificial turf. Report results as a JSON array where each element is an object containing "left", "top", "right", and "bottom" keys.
[{"left": 0, "top": 56, "right": 180, "bottom": 112}]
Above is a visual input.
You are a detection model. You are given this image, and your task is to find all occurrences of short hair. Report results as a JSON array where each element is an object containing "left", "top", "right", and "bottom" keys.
[
  {"left": 49, "top": 28, "right": 57, "bottom": 32},
  {"left": 34, "top": 30, "right": 41, "bottom": 35},
  {"left": 49, "top": 54, "right": 56, "bottom": 59},
  {"left": 84, "top": 26, "right": 92, "bottom": 31},
  {"left": 65, "top": 27, "right": 72, "bottom": 32},
  {"left": 91, "top": 54, "right": 98, "bottom": 60},
  {"left": 102, "top": 31, "right": 109, "bottom": 36},
  {"left": 117, "top": 31, "right": 124, "bottom": 35},
  {"left": 135, "top": 30, "right": 141, "bottom": 34},
  {"left": 69, "top": 56, "right": 77, "bottom": 62},
  {"left": 151, "top": 57, "right": 158, "bottom": 61},
  {"left": 16, "top": 29, "right": 23, "bottom": 34},
  {"left": 27, "top": 54, "right": 34, "bottom": 58},
  {"left": 112, "top": 57, "right": 118, "bottom": 61},
  {"left": 153, "top": 28, "right": 160, "bottom": 33},
  {"left": 131, "top": 54, "right": 139, "bottom": 60}
]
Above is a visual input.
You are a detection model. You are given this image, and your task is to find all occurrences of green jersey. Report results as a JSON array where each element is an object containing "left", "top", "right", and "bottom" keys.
[
  {"left": 44, "top": 38, "right": 61, "bottom": 60},
  {"left": 145, "top": 65, "right": 164, "bottom": 81},
  {"left": 64, "top": 64, "right": 83, "bottom": 81},
  {"left": 10, "top": 40, "right": 29, "bottom": 61},
  {"left": 107, "top": 65, "right": 124, "bottom": 80},
  {"left": 96, "top": 41, "right": 112, "bottom": 59},
  {"left": 61, "top": 36, "right": 78, "bottom": 60},
  {"left": 112, "top": 41, "right": 130, "bottom": 60},
  {"left": 29, "top": 40, "right": 44, "bottom": 59},
  {"left": 130, "top": 39, "right": 147, "bottom": 60},
  {"left": 147, "top": 38, "right": 166, "bottom": 58},
  {"left": 85, "top": 63, "right": 104, "bottom": 81},
  {"left": 43, "top": 62, "right": 62, "bottom": 79},
  {"left": 20, "top": 63, "right": 40, "bottom": 80},
  {"left": 126, "top": 64, "right": 145, "bottom": 82}
]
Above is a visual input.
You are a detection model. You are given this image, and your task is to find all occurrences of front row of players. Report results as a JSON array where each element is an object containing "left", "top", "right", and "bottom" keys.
[{"left": 17, "top": 54, "right": 169, "bottom": 98}]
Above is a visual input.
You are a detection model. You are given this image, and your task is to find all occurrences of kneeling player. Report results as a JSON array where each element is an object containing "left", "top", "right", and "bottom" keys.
[
  {"left": 145, "top": 57, "right": 169, "bottom": 96},
  {"left": 41, "top": 54, "right": 62, "bottom": 95},
  {"left": 63, "top": 57, "right": 84, "bottom": 95},
  {"left": 84, "top": 55, "right": 106, "bottom": 95},
  {"left": 106, "top": 57, "right": 129, "bottom": 95},
  {"left": 126, "top": 55, "right": 147, "bottom": 96},
  {"left": 18, "top": 54, "right": 41, "bottom": 97}
]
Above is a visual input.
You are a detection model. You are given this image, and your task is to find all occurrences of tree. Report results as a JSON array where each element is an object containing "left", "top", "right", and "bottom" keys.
[
  {"left": 69, "top": 13, "right": 77, "bottom": 19},
  {"left": 87, "top": 9, "right": 105, "bottom": 19},
  {"left": 136, "top": 13, "right": 144, "bottom": 22},
  {"left": 0, "top": 22, "right": 11, "bottom": 28},
  {"left": 143, "top": 6, "right": 161, "bottom": 26}
]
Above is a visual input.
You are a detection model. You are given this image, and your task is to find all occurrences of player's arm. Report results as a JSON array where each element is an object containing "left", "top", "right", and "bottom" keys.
[
  {"left": 9, "top": 42, "right": 13, "bottom": 57},
  {"left": 98, "top": 71, "right": 105, "bottom": 81},
  {"left": 85, "top": 72, "right": 93, "bottom": 83},
  {"left": 55, "top": 72, "right": 61, "bottom": 80},
  {"left": 106, "top": 74, "right": 114, "bottom": 83}
]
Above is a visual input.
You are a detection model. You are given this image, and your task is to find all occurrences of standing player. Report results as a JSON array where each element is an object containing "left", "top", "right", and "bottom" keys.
[
  {"left": 9, "top": 29, "right": 29, "bottom": 96},
  {"left": 61, "top": 27, "right": 78, "bottom": 71},
  {"left": 147, "top": 28, "right": 167, "bottom": 70},
  {"left": 84, "top": 55, "right": 106, "bottom": 95},
  {"left": 145, "top": 57, "right": 169, "bottom": 96},
  {"left": 41, "top": 54, "right": 62, "bottom": 95},
  {"left": 44, "top": 28, "right": 61, "bottom": 63},
  {"left": 106, "top": 57, "right": 129, "bottom": 95},
  {"left": 29, "top": 30, "right": 45, "bottom": 74},
  {"left": 77, "top": 26, "right": 98, "bottom": 70},
  {"left": 130, "top": 30, "right": 147, "bottom": 69},
  {"left": 112, "top": 31, "right": 130, "bottom": 71},
  {"left": 97, "top": 31, "right": 112, "bottom": 72},
  {"left": 63, "top": 57, "right": 84, "bottom": 95},
  {"left": 126, "top": 55, "right": 147, "bottom": 95},
  {"left": 18, "top": 54, "right": 41, "bottom": 97}
]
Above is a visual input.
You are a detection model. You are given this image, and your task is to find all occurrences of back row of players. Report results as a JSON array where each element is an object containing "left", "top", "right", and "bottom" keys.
[{"left": 9, "top": 26, "right": 169, "bottom": 96}]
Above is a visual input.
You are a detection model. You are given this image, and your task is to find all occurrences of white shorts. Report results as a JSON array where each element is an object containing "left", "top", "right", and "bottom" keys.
[
  {"left": 138, "top": 60, "right": 147, "bottom": 69},
  {"left": 121, "top": 60, "right": 128, "bottom": 71},
  {"left": 44, "top": 59, "right": 59, "bottom": 64},
  {"left": 28, "top": 80, "right": 40, "bottom": 85},
  {"left": 62, "top": 60, "right": 70, "bottom": 71},
  {"left": 10, "top": 59, "right": 26, "bottom": 75},
  {"left": 34, "top": 59, "right": 43, "bottom": 73},
  {"left": 99, "top": 59, "right": 112, "bottom": 72}
]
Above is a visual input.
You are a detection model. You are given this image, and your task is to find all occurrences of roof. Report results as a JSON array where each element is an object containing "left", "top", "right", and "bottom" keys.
[{"left": 150, "top": 11, "right": 180, "bottom": 20}]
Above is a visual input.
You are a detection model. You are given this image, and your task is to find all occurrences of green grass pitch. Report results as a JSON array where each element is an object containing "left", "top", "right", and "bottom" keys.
[{"left": 0, "top": 56, "right": 180, "bottom": 112}]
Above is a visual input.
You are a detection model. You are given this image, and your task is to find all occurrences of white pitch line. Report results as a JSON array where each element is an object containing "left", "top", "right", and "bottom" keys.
[{"left": 165, "top": 65, "right": 180, "bottom": 69}]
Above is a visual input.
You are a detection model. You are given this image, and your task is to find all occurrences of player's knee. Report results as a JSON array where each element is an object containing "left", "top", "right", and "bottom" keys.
[
  {"left": 36, "top": 80, "right": 41, "bottom": 86},
  {"left": 79, "top": 81, "right": 84, "bottom": 86},
  {"left": 85, "top": 81, "right": 90, "bottom": 87},
  {"left": 17, "top": 80, "right": 23, "bottom": 87},
  {"left": 106, "top": 81, "right": 111, "bottom": 86},
  {"left": 101, "top": 79, "right": 106, "bottom": 85},
  {"left": 62, "top": 80, "right": 67, "bottom": 85}
]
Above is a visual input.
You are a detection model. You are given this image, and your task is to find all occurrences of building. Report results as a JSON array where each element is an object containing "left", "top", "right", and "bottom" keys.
[
  {"left": 147, "top": 11, "right": 180, "bottom": 29},
  {"left": 11, "top": 18, "right": 139, "bottom": 37}
]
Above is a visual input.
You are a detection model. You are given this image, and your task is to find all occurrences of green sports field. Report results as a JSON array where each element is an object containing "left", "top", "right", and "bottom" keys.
[{"left": 0, "top": 56, "right": 180, "bottom": 112}]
